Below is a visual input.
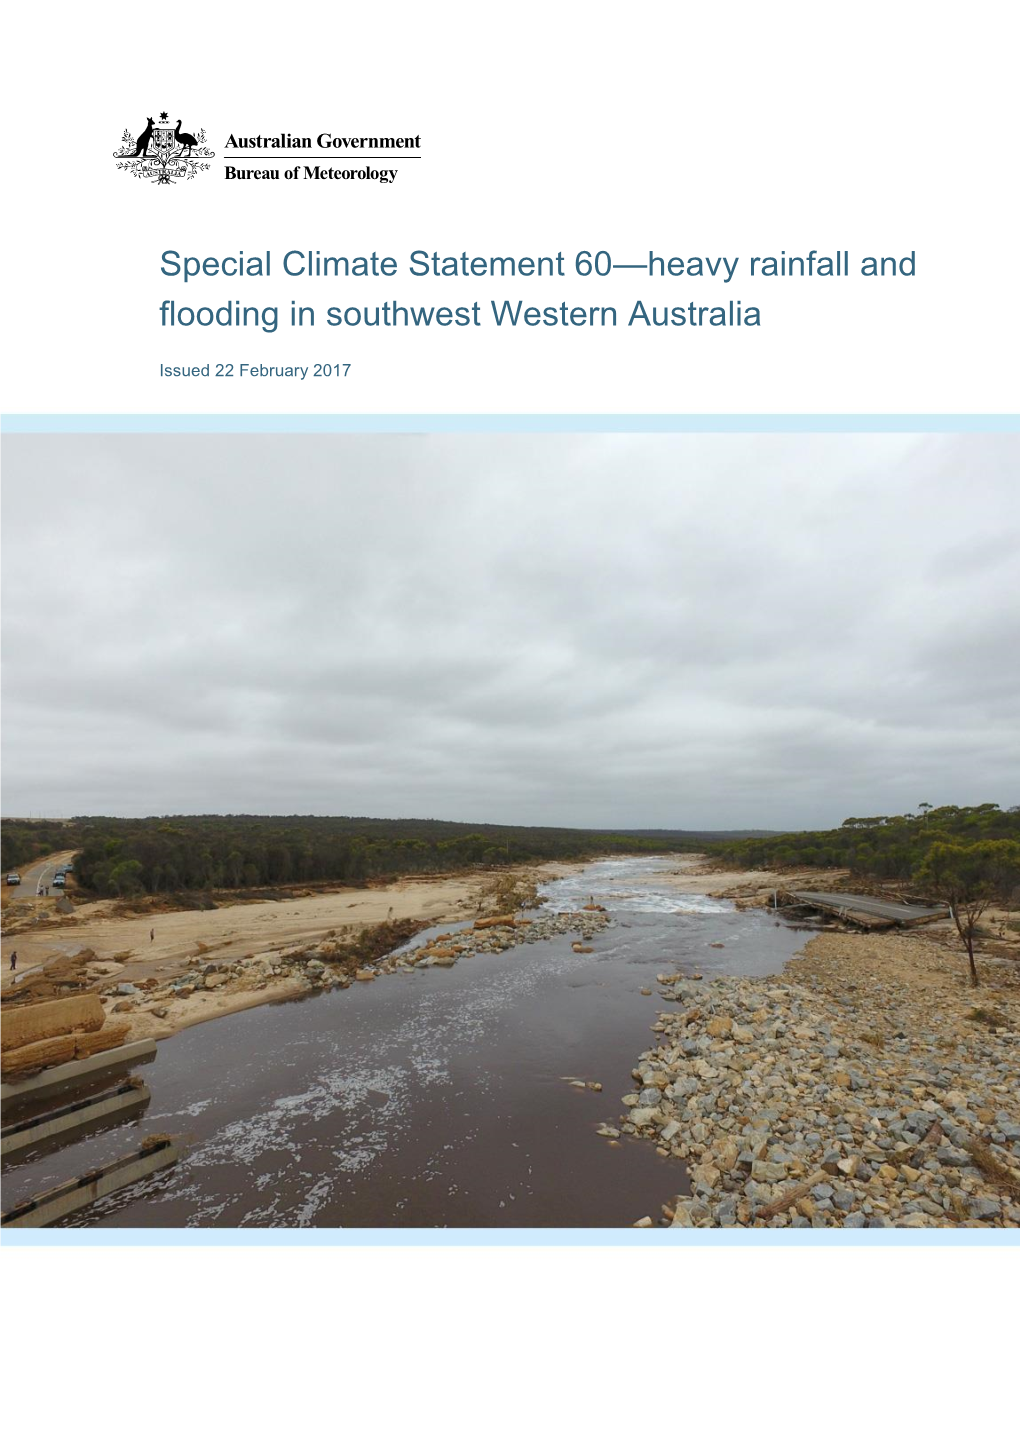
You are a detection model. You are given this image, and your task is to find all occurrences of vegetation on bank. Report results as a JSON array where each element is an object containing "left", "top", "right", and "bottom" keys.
[
  {"left": 710, "top": 804, "right": 1020, "bottom": 987},
  {"left": 304, "top": 917, "right": 427, "bottom": 978},
  {"left": 46, "top": 815, "right": 727, "bottom": 898},
  {"left": 6, "top": 807, "right": 1018, "bottom": 934},
  {"left": 708, "top": 803, "right": 1020, "bottom": 881},
  {"left": 917, "top": 838, "right": 1020, "bottom": 986},
  {"left": 1, "top": 819, "right": 82, "bottom": 874}
]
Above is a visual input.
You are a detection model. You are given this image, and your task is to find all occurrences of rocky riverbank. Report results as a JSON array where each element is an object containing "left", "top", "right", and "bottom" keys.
[
  {"left": 98, "top": 907, "right": 612, "bottom": 1043},
  {"left": 613, "top": 929, "right": 1020, "bottom": 1228}
]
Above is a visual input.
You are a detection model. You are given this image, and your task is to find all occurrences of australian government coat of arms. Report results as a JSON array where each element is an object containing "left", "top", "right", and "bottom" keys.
[{"left": 114, "top": 111, "right": 214, "bottom": 183}]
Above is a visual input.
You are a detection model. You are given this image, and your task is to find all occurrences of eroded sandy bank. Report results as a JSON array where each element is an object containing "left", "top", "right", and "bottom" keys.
[{"left": 1, "top": 861, "right": 587, "bottom": 1042}]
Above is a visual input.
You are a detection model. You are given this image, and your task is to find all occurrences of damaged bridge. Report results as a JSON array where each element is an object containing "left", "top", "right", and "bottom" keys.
[{"left": 780, "top": 890, "right": 950, "bottom": 930}]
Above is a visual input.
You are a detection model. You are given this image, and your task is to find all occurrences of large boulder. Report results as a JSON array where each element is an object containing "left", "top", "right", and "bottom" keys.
[
  {"left": 1, "top": 993, "right": 105, "bottom": 1052},
  {"left": 1, "top": 1034, "right": 77, "bottom": 1079},
  {"left": 74, "top": 1021, "right": 131, "bottom": 1059}
]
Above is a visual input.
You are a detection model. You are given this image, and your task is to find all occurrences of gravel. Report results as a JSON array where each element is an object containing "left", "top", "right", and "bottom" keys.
[{"left": 608, "top": 944, "right": 1019, "bottom": 1229}]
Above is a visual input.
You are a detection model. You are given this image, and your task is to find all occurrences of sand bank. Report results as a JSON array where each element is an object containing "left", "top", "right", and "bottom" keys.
[
  {"left": 642, "top": 855, "right": 850, "bottom": 903},
  {"left": 1, "top": 861, "right": 585, "bottom": 1041}
]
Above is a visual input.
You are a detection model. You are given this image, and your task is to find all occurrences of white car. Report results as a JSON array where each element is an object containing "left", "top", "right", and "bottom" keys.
[{"left": 6, "top": 872, "right": 21, "bottom": 885}]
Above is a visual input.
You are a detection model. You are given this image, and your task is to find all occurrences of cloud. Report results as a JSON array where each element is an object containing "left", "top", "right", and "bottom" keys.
[{"left": 2, "top": 431, "right": 1017, "bottom": 827}]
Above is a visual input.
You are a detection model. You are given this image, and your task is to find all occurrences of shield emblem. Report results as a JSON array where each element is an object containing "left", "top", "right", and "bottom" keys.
[{"left": 152, "top": 124, "right": 175, "bottom": 157}]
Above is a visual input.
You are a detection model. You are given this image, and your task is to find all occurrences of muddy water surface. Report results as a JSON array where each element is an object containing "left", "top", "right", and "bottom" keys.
[{"left": 2, "top": 857, "right": 805, "bottom": 1228}]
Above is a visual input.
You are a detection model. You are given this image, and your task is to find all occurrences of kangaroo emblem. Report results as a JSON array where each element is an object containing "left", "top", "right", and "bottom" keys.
[{"left": 131, "top": 117, "right": 155, "bottom": 158}]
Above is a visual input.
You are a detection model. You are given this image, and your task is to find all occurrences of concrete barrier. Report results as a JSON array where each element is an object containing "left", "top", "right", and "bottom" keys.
[
  {"left": 1, "top": 1079, "right": 151, "bottom": 1159},
  {"left": 0, "top": 1040, "right": 158, "bottom": 1107},
  {"left": 2, "top": 1137, "right": 179, "bottom": 1228}
]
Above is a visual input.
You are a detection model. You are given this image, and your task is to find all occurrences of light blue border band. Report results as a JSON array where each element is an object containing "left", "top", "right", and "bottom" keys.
[
  {"left": 3, "top": 1227, "right": 1016, "bottom": 1246},
  {"left": 2, "top": 414, "right": 1019, "bottom": 434}
]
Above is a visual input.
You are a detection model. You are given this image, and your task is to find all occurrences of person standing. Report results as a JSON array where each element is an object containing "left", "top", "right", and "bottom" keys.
[
  {"left": 150, "top": 928, "right": 155, "bottom": 942},
  {"left": 9, "top": 950, "right": 17, "bottom": 972}
]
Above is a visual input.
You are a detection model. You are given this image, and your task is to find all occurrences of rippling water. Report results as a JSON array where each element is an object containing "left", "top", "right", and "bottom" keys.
[
  {"left": 542, "top": 856, "right": 731, "bottom": 917},
  {"left": 2, "top": 857, "right": 805, "bottom": 1229}
]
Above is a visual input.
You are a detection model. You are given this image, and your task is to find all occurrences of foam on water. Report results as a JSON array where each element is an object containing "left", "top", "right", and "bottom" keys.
[
  {"left": 541, "top": 856, "right": 730, "bottom": 917},
  {"left": 5, "top": 854, "right": 807, "bottom": 1228},
  {"left": 134, "top": 931, "right": 611, "bottom": 1225}
]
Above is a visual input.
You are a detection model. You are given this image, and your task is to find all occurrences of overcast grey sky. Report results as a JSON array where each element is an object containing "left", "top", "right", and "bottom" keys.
[{"left": 2, "top": 432, "right": 1017, "bottom": 828}]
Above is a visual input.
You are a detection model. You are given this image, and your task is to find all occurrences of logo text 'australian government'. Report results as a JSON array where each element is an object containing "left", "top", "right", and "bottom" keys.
[
  {"left": 114, "top": 111, "right": 214, "bottom": 185},
  {"left": 223, "top": 131, "right": 421, "bottom": 184}
]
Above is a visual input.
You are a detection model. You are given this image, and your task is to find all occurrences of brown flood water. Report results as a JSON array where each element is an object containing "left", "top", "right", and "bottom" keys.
[{"left": 1, "top": 858, "right": 806, "bottom": 1228}]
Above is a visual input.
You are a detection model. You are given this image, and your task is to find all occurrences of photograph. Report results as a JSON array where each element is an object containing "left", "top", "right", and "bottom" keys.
[{"left": 2, "top": 430, "right": 1018, "bottom": 1231}]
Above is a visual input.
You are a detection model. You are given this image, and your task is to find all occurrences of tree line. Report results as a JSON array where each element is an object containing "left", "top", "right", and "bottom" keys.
[
  {"left": 707, "top": 803, "right": 1020, "bottom": 881},
  {"left": 59, "top": 815, "right": 719, "bottom": 898},
  {"left": 1, "top": 819, "right": 82, "bottom": 875},
  {"left": 708, "top": 803, "right": 1020, "bottom": 987}
]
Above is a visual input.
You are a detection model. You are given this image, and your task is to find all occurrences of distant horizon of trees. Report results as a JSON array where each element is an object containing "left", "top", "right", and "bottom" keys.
[
  {"left": 4, "top": 805, "right": 1017, "bottom": 899},
  {"left": 707, "top": 803, "right": 1020, "bottom": 883},
  {"left": 18, "top": 814, "right": 723, "bottom": 898}
]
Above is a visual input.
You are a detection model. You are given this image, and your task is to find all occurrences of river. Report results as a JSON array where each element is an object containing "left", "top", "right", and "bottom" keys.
[{"left": 2, "top": 857, "right": 807, "bottom": 1228}]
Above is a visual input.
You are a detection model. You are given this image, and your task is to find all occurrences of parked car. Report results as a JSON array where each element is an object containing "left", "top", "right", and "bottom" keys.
[
  {"left": 5, "top": 872, "right": 21, "bottom": 886},
  {"left": 52, "top": 873, "right": 66, "bottom": 888}
]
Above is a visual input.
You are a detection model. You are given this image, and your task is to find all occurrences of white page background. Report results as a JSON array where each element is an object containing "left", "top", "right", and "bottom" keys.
[
  {"left": 2, "top": 1, "right": 1017, "bottom": 414},
  {"left": 2, "top": 0, "right": 1016, "bottom": 1427}
]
